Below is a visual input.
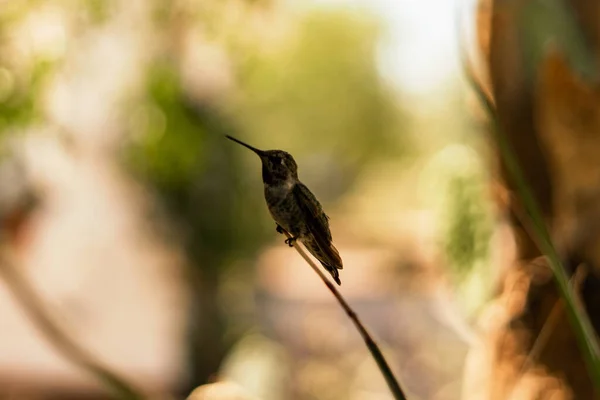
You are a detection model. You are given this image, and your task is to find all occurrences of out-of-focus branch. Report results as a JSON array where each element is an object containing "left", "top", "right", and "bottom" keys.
[
  {"left": 283, "top": 232, "right": 409, "bottom": 400},
  {"left": 0, "top": 248, "right": 145, "bottom": 400}
]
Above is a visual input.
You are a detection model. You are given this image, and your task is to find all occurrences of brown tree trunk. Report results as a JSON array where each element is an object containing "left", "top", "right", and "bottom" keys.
[{"left": 463, "top": 1, "right": 600, "bottom": 399}]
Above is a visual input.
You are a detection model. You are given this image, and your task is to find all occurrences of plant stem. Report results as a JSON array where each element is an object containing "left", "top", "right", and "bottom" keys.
[{"left": 284, "top": 233, "right": 409, "bottom": 400}]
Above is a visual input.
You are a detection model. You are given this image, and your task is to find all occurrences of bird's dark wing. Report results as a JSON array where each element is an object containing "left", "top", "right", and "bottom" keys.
[{"left": 293, "top": 183, "right": 343, "bottom": 270}]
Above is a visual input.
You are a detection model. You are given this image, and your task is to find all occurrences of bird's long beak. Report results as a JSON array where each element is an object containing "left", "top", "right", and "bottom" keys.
[{"left": 226, "top": 135, "right": 265, "bottom": 156}]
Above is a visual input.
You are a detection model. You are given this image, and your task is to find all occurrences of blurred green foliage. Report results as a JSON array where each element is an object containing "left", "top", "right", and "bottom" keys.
[
  {"left": 128, "top": 63, "right": 207, "bottom": 190},
  {"left": 124, "top": 60, "right": 270, "bottom": 270},
  {"left": 0, "top": 3, "right": 55, "bottom": 136},
  {"left": 0, "top": 60, "right": 52, "bottom": 134},
  {"left": 420, "top": 144, "right": 495, "bottom": 315},
  {"left": 443, "top": 174, "right": 492, "bottom": 278},
  {"left": 85, "top": 0, "right": 113, "bottom": 24}
]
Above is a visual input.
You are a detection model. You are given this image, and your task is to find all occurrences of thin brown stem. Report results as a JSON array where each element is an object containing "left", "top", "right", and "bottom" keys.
[
  {"left": 283, "top": 233, "right": 409, "bottom": 400},
  {"left": 0, "top": 248, "right": 145, "bottom": 400}
]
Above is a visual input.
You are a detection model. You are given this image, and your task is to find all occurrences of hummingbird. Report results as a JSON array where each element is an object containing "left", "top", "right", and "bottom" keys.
[{"left": 226, "top": 135, "right": 343, "bottom": 285}]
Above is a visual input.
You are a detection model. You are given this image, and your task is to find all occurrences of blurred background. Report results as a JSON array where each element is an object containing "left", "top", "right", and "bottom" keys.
[{"left": 0, "top": 0, "right": 530, "bottom": 399}]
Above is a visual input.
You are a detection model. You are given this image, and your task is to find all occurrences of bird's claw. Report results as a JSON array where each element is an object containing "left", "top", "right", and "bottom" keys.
[
  {"left": 276, "top": 225, "right": 284, "bottom": 234},
  {"left": 284, "top": 237, "right": 296, "bottom": 247}
]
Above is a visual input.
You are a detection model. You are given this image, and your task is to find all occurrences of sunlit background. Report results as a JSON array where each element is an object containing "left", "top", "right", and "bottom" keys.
[{"left": 0, "top": 0, "right": 503, "bottom": 399}]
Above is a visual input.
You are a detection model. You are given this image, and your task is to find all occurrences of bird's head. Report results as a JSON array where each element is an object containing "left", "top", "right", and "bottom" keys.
[{"left": 226, "top": 135, "right": 298, "bottom": 184}]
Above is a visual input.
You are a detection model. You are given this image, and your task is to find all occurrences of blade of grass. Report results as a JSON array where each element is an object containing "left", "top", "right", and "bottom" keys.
[
  {"left": 457, "top": 18, "right": 600, "bottom": 391},
  {"left": 283, "top": 232, "right": 409, "bottom": 400}
]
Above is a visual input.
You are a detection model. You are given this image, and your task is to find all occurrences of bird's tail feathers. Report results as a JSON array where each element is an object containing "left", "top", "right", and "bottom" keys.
[{"left": 326, "top": 264, "right": 342, "bottom": 286}]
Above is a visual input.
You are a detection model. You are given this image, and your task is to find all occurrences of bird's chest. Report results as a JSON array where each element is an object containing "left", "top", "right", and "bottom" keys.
[
  {"left": 264, "top": 183, "right": 293, "bottom": 210},
  {"left": 264, "top": 183, "right": 302, "bottom": 230}
]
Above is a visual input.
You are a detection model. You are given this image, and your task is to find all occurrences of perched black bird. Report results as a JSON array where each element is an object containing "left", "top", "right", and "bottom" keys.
[{"left": 226, "top": 135, "right": 343, "bottom": 285}]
